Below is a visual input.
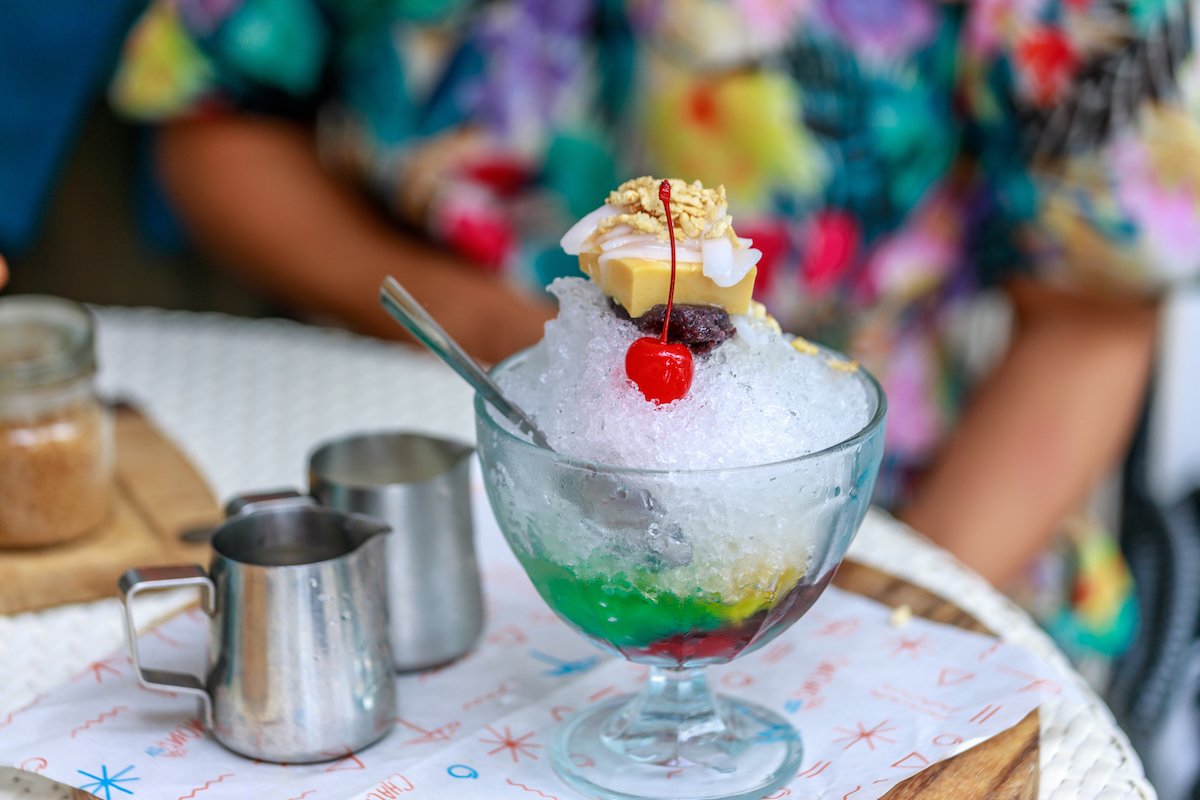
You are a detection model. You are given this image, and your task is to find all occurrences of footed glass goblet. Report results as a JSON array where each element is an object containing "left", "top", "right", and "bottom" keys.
[{"left": 476, "top": 350, "right": 886, "bottom": 800}]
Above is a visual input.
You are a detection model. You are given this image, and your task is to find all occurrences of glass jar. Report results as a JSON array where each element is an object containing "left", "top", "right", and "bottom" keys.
[{"left": 0, "top": 296, "right": 113, "bottom": 547}]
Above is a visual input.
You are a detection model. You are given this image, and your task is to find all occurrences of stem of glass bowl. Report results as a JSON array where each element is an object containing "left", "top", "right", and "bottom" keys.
[{"left": 599, "top": 667, "right": 759, "bottom": 772}]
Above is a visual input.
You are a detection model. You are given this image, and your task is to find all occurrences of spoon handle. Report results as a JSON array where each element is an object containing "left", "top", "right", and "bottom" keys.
[{"left": 379, "top": 277, "right": 553, "bottom": 450}]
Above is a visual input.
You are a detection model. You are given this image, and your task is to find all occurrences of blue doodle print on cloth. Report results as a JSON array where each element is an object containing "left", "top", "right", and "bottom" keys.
[
  {"left": 77, "top": 764, "right": 139, "bottom": 799},
  {"left": 527, "top": 649, "right": 601, "bottom": 677},
  {"left": 755, "top": 722, "right": 801, "bottom": 744}
]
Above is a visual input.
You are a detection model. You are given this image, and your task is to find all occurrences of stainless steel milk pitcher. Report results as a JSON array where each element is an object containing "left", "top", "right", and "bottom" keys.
[
  {"left": 308, "top": 431, "right": 483, "bottom": 671},
  {"left": 119, "top": 499, "right": 396, "bottom": 763}
]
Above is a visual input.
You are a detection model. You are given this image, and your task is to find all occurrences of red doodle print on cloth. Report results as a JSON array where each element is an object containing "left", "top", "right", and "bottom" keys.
[
  {"left": 364, "top": 773, "right": 414, "bottom": 798},
  {"left": 798, "top": 760, "right": 832, "bottom": 778},
  {"left": 150, "top": 628, "right": 184, "bottom": 648},
  {"left": 870, "top": 683, "right": 955, "bottom": 720},
  {"left": 178, "top": 773, "right": 233, "bottom": 799},
  {"left": 889, "top": 635, "right": 928, "bottom": 658},
  {"left": 75, "top": 657, "right": 123, "bottom": 683},
  {"left": 71, "top": 706, "right": 129, "bottom": 738},
  {"left": 763, "top": 789, "right": 792, "bottom": 798},
  {"left": 892, "top": 752, "right": 930, "bottom": 770},
  {"left": 322, "top": 747, "right": 365, "bottom": 771},
  {"left": 19, "top": 758, "right": 47, "bottom": 774},
  {"left": 937, "top": 668, "right": 975, "bottom": 686},
  {"left": 815, "top": 618, "right": 860, "bottom": 637},
  {"left": 286, "top": 792, "right": 315, "bottom": 800},
  {"left": 999, "top": 666, "right": 1062, "bottom": 695},
  {"left": 842, "top": 788, "right": 862, "bottom": 799},
  {"left": 889, "top": 683, "right": 955, "bottom": 710},
  {"left": 396, "top": 719, "right": 460, "bottom": 745},
  {"left": 588, "top": 685, "right": 621, "bottom": 703},
  {"left": 462, "top": 681, "right": 517, "bottom": 710},
  {"left": 506, "top": 778, "right": 558, "bottom": 799},
  {"left": 720, "top": 671, "right": 754, "bottom": 688},
  {"left": 487, "top": 624, "right": 528, "bottom": 645},
  {"left": 147, "top": 718, "right": 206, "bottom": 758},
  {"left": 761, "top": 643, "right": 794, "bottom": 664},
  {"left": 551, "top": 706, "right": 575, "bottom": 722},
  {"left": 969, "top": 704, "right": 1002, "bottom": 725},
  {"left": 834, "top": 720, "right": 898, "bottom": 751},
  {"left": 933, "top": 733, "right": 964, "bottom": 746},
  {"left": 1019, "top": 678, "right": 1061, "bottom": 695},
  {"left": 480, "top": 724, "right": 542, "bottom": 763},
  {"left": 793, "top": 656, "right": 849, "bottom": 711},
  {"left": 569, "top": 753, "right": 595, "bottom": 768},
  {"left": 416, "top": 661, "right": 456, "bottom": 683},
  {"left": 0, "top": 695, "right": 42, "bottom": 729}
]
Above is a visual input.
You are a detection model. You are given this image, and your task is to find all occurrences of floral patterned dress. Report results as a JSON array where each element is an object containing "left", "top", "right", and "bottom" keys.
[{"left": 112, "top": 0, "right": 1199, "bottom": 659}]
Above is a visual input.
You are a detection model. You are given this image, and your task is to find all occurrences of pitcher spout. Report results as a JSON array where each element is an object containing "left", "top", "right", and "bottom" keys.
[{"left": 344, "top": 512, "right": 391, "bottom": 553}]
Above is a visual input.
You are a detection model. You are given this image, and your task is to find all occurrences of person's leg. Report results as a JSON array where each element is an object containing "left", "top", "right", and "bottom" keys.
[{"left": 899, "top": 279, "right": 1158, "bottom": 586}]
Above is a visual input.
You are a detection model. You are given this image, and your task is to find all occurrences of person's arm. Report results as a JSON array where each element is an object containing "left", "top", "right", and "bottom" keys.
[
  {"left": 899, "top": 279, "right": 1158, "bottom": 586},
  {"left": 156, "top": 116, "right": 555, "bottom": 363}
]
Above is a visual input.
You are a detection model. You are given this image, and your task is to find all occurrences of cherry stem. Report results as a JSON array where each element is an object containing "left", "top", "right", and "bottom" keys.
[{"left": 658, "top": 179, "right": 676, "bottom": 345}]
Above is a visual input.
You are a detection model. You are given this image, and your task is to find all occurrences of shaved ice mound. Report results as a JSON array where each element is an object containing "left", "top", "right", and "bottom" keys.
[{"left": 497, "top": 277, "right": 873, "bottom": 470}]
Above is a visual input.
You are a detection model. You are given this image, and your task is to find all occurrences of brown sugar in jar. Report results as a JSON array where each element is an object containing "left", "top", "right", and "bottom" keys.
[{"left": 0, "top": 296, "right": 113, "bottom": 547}]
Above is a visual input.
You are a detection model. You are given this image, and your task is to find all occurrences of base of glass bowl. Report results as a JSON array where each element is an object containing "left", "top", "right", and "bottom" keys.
[{"left": 551, "top": 682, "right": 802, "bottom": 800}]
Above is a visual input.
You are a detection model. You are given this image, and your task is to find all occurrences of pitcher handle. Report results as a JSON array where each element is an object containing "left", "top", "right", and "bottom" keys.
[
  {"left": 118, "top": 565, "right": 216, "bottom": 727},
  {"left": 224, "top": 489, "right": 310, "bottom": 517}
]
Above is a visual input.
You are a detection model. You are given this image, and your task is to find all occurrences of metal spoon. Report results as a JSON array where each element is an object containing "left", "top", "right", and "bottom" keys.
[
  {"left": 379, "top": 276, "right": 552, "bottom": 449},
  {"left": 377, "top": 276, "right": 693, "bottom": 569}
]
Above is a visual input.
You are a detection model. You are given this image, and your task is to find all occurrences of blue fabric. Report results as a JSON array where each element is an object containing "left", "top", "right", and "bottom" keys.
[
  {"left": 0, "top": 0, "right": 142, "bottom": 254},
  {"left": 1110, "top": 403, "right": 1200, "bottom": 795}
]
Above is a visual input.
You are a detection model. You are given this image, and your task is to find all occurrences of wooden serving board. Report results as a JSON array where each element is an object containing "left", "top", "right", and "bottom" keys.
[
  {"left": 0, "top": 403, "right": 222, "bottom": 614},
  {"left": 834, "top": 561, "right": 1039, "bottom": 799}
]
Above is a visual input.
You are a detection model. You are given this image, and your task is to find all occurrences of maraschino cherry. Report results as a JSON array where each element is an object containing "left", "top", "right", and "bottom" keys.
[{"left": 625, "top": 180, "right": 694, "bottom": 405}]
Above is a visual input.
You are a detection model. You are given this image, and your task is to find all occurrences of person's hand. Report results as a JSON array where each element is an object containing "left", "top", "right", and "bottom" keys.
[{"left": 0, "top": 254, "right": 7, "bottom": 288}]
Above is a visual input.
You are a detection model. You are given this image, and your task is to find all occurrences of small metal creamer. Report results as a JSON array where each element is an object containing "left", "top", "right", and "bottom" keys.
[
  {"left": 309, "top": 431, "right": 483, "bottom": 672},
  {"left": 119, "top": 500, "right": 396, "bottom": 763}
]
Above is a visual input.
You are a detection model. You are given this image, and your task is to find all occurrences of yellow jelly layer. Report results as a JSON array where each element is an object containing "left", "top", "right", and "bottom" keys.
[{"left": 579, "top": 252, "right": 757, "bottom": 317}]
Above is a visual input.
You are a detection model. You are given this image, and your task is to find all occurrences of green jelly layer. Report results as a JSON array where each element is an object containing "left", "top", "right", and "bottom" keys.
[{"left": 520, "top": 556, "right": 784, "bottom": 650}]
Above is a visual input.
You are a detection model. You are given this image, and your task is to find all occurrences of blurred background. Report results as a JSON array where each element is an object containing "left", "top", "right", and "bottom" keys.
[{"left": 0, "top": 0, "right": 269, "bottom": 316}]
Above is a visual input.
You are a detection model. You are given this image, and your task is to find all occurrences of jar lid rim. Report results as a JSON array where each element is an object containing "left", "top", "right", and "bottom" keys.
[{"left": 0, "top": 295, "right": 97, "bottom": 390}]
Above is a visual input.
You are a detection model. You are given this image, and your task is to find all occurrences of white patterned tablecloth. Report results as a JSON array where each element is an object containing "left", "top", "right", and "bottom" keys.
[{"left": 0, "top": 308, "right": 1154, "bottom": 799}]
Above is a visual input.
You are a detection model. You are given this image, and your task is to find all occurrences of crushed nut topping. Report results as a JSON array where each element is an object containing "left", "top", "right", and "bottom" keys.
[
  {"left": 790, "top": 337, "right": 819, "bottom": 355},
  {"left": 750, "top": 301, "right": 783, "bottom": 334},
  {"left": 599, "top": 177, "right": 736, "bottom": 243}
]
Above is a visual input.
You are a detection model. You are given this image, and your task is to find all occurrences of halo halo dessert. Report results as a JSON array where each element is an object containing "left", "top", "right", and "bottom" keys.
[{"left": 474, "top": 176, "right": 887, "bottom": 800}]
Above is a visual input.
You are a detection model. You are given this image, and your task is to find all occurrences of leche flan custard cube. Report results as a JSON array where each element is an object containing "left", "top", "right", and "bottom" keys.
[{"left": 579, "top": 252, "right": 757, "bottom": 317}]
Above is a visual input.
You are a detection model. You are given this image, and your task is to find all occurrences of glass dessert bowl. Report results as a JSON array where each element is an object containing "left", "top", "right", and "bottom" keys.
[{"left": 476, "top": 348, "right": 886, "bottom": 800}]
